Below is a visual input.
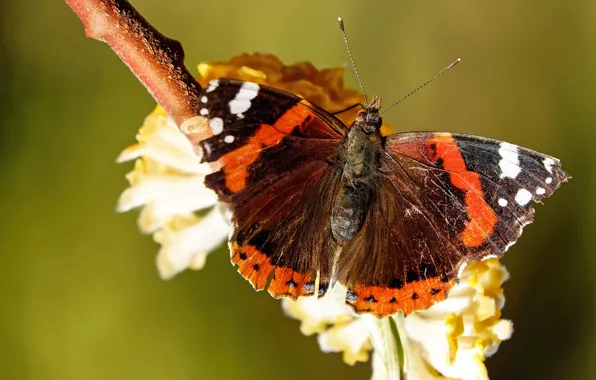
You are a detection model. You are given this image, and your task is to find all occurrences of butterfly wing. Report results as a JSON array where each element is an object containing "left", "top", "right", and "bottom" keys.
[
  {"left": 194, "top": 79, "right": 347, "bottom": 298},
  {"left": 337, "top": 132, "right": 568, "bottom": 317}
]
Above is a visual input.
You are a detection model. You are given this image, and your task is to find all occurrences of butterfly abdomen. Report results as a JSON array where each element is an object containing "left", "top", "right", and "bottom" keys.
[{"left": 331, "top": 184, "right": 370, "bottom": 242}]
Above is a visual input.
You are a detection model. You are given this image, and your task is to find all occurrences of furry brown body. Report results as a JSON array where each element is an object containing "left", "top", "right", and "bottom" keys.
[{"left": 331, "top": 97, "right": 383, "bottom": 242}]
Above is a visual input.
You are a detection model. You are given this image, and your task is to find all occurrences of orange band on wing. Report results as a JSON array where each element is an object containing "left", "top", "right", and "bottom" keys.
[
  {"left": 268, "top": 267, "right": 315, "bottom": 299},
  {"left": 231, "top": 243, "right": 274, "bottom": 290},
  {"left": 274, "top": 102, "right": 313, "bottom": 134},
  {"left": 428, "top": 134, "right": 498, "bottom": 248},
  {"left": 218, "top": 105, "right": 314, "bottom": 193},
  {"left": 220, "top": 143, "right": 261, "bottom": 193},
  {"left": 231, "top": 242, "right": 316, "bottom": 298},
  {"left": 347, "top": 277, "right": 456, "bottom": 317}
]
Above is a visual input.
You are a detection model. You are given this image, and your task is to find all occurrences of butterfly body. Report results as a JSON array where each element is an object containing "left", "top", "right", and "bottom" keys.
[
  {"left": 332, "top": 96, "right": 383, "bottom": 242},
  {"left": 186, "top": 78, "right": 568, "bottom": 317}
]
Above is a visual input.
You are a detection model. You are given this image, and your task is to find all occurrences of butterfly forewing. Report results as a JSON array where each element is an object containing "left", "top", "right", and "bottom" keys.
[{"left": 386, "top": 132, "right": 569, "bottom": 256}]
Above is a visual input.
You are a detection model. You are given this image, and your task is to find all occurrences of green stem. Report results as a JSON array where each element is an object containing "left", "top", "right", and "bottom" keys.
[{"left": 364, "top": 314, "right": 403, "bottom": 380}]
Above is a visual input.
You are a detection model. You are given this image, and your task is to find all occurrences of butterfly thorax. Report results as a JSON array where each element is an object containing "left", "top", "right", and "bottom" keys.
[{"left": 331, "top": 96, "right": 384, "bottom": 243}]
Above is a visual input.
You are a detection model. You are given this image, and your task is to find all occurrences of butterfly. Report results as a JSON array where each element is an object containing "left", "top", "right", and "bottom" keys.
[{"left": 181, "top": 76, "right": 568, "bottom": 317}]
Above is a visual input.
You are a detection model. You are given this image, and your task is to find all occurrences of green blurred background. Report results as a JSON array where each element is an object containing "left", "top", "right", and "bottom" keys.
[{"left": 1, "top": 1, "right": 594, "bottom": 379}]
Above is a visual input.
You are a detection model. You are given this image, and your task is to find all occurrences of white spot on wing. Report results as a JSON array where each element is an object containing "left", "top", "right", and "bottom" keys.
[
  {"left": 229, "top": 101, "right": 251, "bottom": 115},
  {"left": 229, "top": 82, "right": 259, "bottom": 115},
  {"left": 515, "top": 188, "right": 532, "bottom": 206},
  {"left": 499, "top": 142, "right": 521, "bottom": 179},
  {"left": 209, "top": 117, "right": 224, "bottom": 135},
  {"left": 206, "top": 80, "right": 219, "bottom": 93},
  {"left": 545, "top": 177, "right": 553, "bottom": 184},
  {"left": 241, "top": 82, "right": 260, "bottom": 95},
  {"left": 224, "top": 135, "right": 235, "bottom": 144},
  {"left": 200, "top": 108, "right": 209, "bottom": 116},
  {"left": 498, "top": 198, "right": 508, "bottom": 207},
  {"left": 543, "top": 157, "right": 555, "bottom": 173},
  {"left": 536, "top": 187, "right": 546, "bottom": 195},
  {"left": 201, "top": 96, "right": 208, "bottom": 103}
]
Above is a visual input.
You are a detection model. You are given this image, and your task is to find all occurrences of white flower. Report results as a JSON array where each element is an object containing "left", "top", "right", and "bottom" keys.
[
  {"left": 283, "top": 284, "right": 372, "bottom": 365},
  {"left": 116, "top": 54, "right": 512, "bottom": 380},
  {"left": 284, "top": 259, "right": 513, "bottom": 380},
  {"left": 397, "top": 259, "right": 513, "bottom": 380},
  {"left": 117, "top": 107, "right": 229, "bottom": 279}
]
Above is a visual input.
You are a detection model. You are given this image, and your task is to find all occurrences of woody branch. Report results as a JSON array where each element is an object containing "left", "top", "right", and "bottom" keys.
[{"left": 65, "top": 0, "right": 202, "bottom": 127}]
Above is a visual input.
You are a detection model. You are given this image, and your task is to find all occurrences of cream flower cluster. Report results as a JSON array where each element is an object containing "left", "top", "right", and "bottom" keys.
[
  {"left": 117, "top": 107, "right": 513, "bottom": 379},
  {"left": 116, "top": 108, "right": 228, "bottom": 279},
  {"left": 284, "top": 260, "right": 513, "bottom": 380},
  {"left": 116, "top": 54, "right": 513, "bottom": 380}
]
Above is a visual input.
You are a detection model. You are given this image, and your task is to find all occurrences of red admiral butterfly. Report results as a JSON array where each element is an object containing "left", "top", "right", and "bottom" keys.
[{"left": 182, "top": 21, "right": 568, "bottom": 318}]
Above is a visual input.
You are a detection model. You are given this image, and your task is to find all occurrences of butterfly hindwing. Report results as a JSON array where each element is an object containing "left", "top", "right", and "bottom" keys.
[
  {"left": 230, "top": 163, "right": 341, "bottom": 299},
  {"left": 336, "top": 175, "right": 459, "bottom": 317},
  {"left": 338, "top": 132, "right": 568, "bottom": 316},
  {"left": 194, "top": 79, "right": 347, "bottom": 298}
]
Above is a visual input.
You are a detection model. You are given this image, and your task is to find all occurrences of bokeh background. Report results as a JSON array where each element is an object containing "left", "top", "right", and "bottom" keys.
[{"left": 1, "top": 1, "right": 594, "bottom": 379}]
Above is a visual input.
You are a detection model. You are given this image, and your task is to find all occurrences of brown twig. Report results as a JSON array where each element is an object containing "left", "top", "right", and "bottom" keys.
[{"left": 65, "top": 0, "right": 202, "bottom": 127}]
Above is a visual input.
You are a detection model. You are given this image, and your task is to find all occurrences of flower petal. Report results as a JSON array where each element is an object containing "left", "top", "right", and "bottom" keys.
[
  {"left": 119, "top": 171, "right": 217, "bottom": 233},
  {"left": 155, "top": 206, "right": 229, "bottom": 279},
  {"left": 117, "top": 112, "right": 208, "bottom": 174},
  {"left": 283, "top": 284, "right": 372, "bottom": 365},
  {"left": 282, "top": 284, "right": 353, "bottom": 336},
  {"left": 318, "top": 317, "right": 372, "bottom": 365}
]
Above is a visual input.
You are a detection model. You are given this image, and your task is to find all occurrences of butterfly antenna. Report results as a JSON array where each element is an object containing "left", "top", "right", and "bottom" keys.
[
  {"left": 338, "top": 17, "right": 368, "bottom": 105},
  {"left": 381, "top": 57, "right": 462, "bottom": 116}
]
